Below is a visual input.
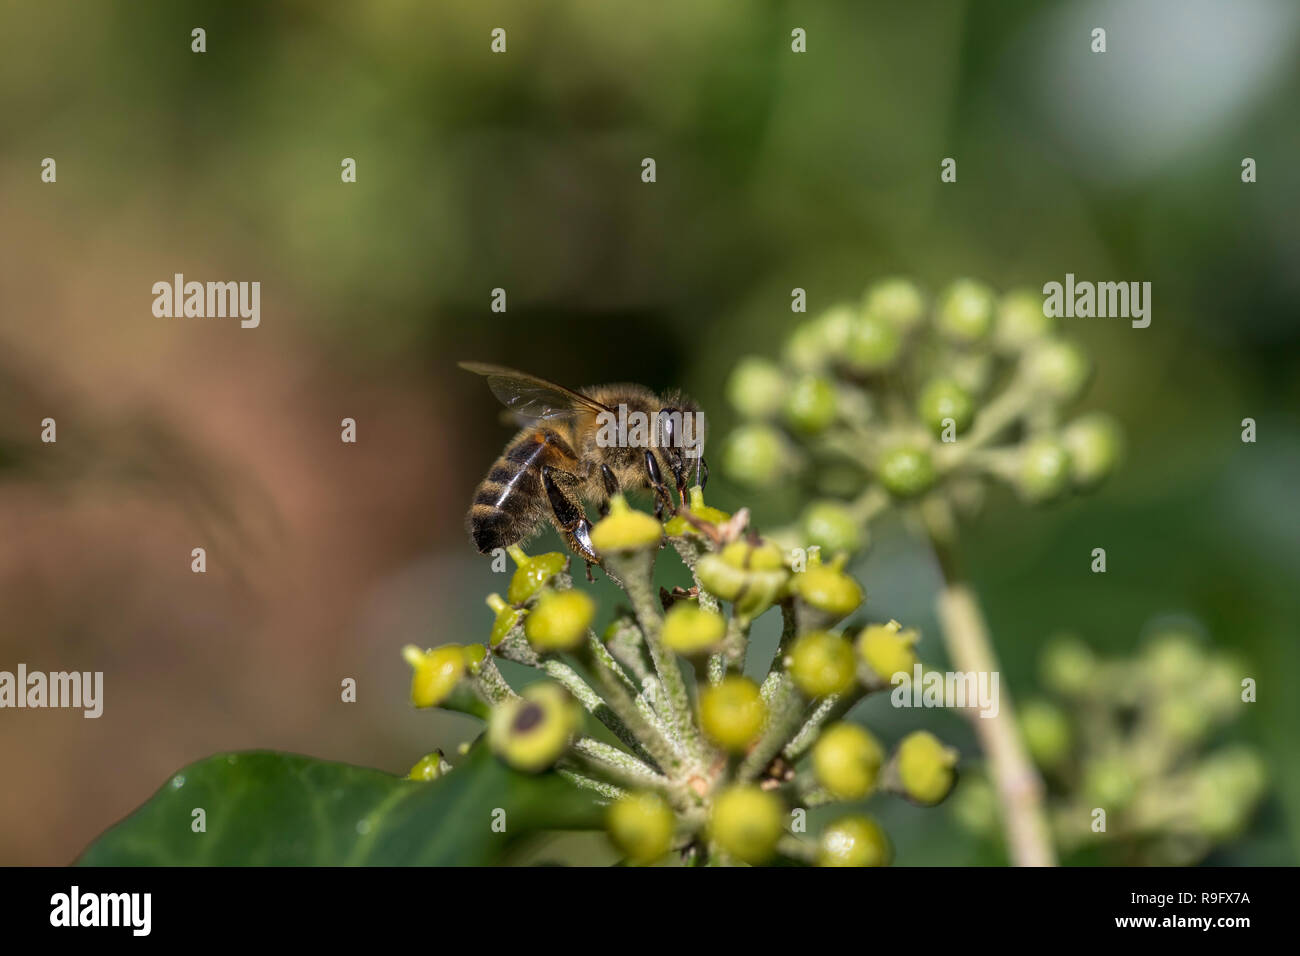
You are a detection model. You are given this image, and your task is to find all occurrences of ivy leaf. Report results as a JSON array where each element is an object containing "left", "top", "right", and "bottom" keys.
[{"left": 77, "top": 745, "right": 607, "bottom": 865}]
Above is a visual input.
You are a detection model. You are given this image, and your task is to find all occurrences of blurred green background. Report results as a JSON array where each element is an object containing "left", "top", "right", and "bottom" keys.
[{"left": 1, "top": 0, "right": 1296, "bottom": 865}]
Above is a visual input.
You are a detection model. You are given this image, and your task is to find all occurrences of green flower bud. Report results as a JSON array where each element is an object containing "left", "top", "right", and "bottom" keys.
[
  {"left": 857, "top": 619, "right": 919, "bottom": 683},
  {"left": 709, "top": 784, "right": 784, "bottom": 865},
  {"left": 1061, "top": 413, "right": 1122, "bottom": 490},
  {"left": 589, "top": 496, "right": 661, "bottom": 553},
  {"left": 407, "top": 751, "right": 448, "bottom": 782},
  {"left": 697, "top": 541, "right": 789, "bottom": 619},
  {"left": 1025, "top": 339, "right": 1091, "bottom": 402},
  {"left": 863, "top": 278, "right": 925, "bottom": 332},
  {"left": 812, "top": 722, "right": 885, "bottom": 799},
  {"left": 607, "top": 791, "right": 676, "bottom": 864},
  {"left": 784, "top": 306, "right": 855, "bottom": 371},
  {"left": 506, "top": 548, "right": 568, "bottom": 605},
  {"left": 661, "top": 603, "right": 726, "bottom": 656},
  {"left": 488, "top": 682, "right": 581, "bottom": 773},
  {"left": 878, "top": 445, "right": 936, "bottom": 498},
  {"left": 1017, "top": 436, "right": 1072, "bottom": 503},
  {"left": 845, "top": 312, "right": 902, "bottom": 372},
  {"left": 995, "top": 289, "right": 1053, "bottom": 351},
  {"left": 1142, "top": 631, "right": 1204, "bottom": 688},
  {"left": 722, "top": 424, "right": 787, "bottom": 487},
  {"left": 726, "top": 357, "right": 788, "bottom": 419},
  {"left": 801, "top": 500, "right": 865, "bottom": 555},
  {"left": 896, "top": 730, "right": 958, "bottom": 805},
  {"left": 783, "top": 374, "right": 838, "bottom": 435},
  {"left": 790, "top": 564, "right": 864, "bottom": 622},
  {"left": 917, "top": 378, "right": 974, "bottom": 436},
  {"left": 663, "top": 485, "right": 731, "bottom": 537},
  {"left": 1040, "top": 636, "right": 1097, "bottom": 697},
  {"left": 937, "top": 279, "right": 995, "bottom": 345},
  {"left": 949, "top": 775, "right": 998, "bottom": 836},
  {"left": 817, "top": 815, "right": 891, "bottom": 867},
  {"left": 486, "top": 593, "right": 525, "bottom": 647},
  {"left": 1154, "top": 697, "right": 1211, "bottom": 745},
  {"left": 524, "top": 589, "right": 595, "bottom": 652},
  {"left": 788, "top": 631, "right": 857, "bottom": 697},
  {"left": 462, "top": 643, "right": 487, "bottom": 674},
  {"left": 1018, "top": 699, "right": 1071, "bottom": 769},
  {"left": 1082, "top": 755, "right": 1136, "bottom": 810},
  {"left": 698, "top": 676, "right": 766, "bottom": 751},
  {"left": 402, "top": 644, "right": 466, "bottom": 709}
]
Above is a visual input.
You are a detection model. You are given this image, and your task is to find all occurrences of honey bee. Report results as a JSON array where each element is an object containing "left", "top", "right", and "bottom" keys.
[{"left": 460, "top": 362, "right": 708, "bottom": 564}]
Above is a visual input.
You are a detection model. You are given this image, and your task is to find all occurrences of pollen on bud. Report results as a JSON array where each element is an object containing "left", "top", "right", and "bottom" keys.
[
  {"left": 790, "top": 563, "right": 864, "bottom": 622},
  {"left": 817, "top": 814, "right": 892, "bottom": 867},
  {"left": 507, "top": 550, "right": 568, "bottom": 604},
  {"left": 812, "top": 722, "right": 884, "bottom": 799},
  {"left": 606, "top": 791, "right": 676, "bottom": 864},
  {"left": 709, "top": 784, "right": 784, "bottom": 865},
  {"left": 857, "top": 620, "right": 919, "bottom": 684},
  {"left": 488, "top": 681, "right": 582, "bottom": 773},
  {"left": 661, "top": 603, "right": 727, "bottom": 656},
  {"left": 524, "top": 589, "right": 595, "bottom": 652},
  {"left": 402, "top": 644, "right": 467, "bottom": 709},
  {"left": 589, "top": 496, "right": 662, "bottom": 553},
  {"left": 698, "top": 676, "right": 766, "bottom": 752},
  {"left": 896, "top": 730, "right": 959, "bottom": 805},
  {"left": 788, "top": 631, "right": 857, "bottom": 697}
]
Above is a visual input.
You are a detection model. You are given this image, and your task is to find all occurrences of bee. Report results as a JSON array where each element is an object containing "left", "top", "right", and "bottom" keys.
[{"left": 460, "top": 362, "right": 708, "bottom": 564}]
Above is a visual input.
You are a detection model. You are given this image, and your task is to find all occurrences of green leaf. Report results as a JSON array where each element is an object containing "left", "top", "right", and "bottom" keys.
[{"left": 77, "top": 745, "right": 607, "bottom": 865}]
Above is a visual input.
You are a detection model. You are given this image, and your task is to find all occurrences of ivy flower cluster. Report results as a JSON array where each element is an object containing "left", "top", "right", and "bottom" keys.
[
  {"left": 952, "top": 630, "right": 1265, "bottom": 865},
  {"left": 402, "top": 490, "right": 957, "bottom": 866},
  {"left": 721, "top": 277, "right": 1123, "bottom": 553}
]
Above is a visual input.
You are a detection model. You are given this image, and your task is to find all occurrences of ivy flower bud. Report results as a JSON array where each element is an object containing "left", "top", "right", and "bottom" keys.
[
  {"left": 663, "top": 485, "right": 731, "bottom": 537},
  {"left": 1016, "top": 436, "right": 1072, "bottom": 503},
  {"left": 817, "top": 815, "right": 891, "bottom": 867},
  {"left": 878, "top": 445, "right": 936, "bottom": 498},
  {"left": 937, "top": 279, "right": 995, "bottom": 345},
  {"left": 506, "top": 548, "right": 568, "bottom": 605},
  {"left": 1082, "top": 755, "right": 1136, "bottom": 810},
  {"left": 896, "top": 730, "right": 958, "bottom": 805},
  {"left": 1061, "top": 413, "right": 1122, "bottom": 490},
  {"left": 590, "top": 496, "right": 661, "bottom": 553},
  {"left": 788, "top": 631, "right": 857, "bottom": 697},
  {"left": 800, "top": 500, "right": 865, "bottom": 555},
  {"left": 784, "top": 306, "right": 855, "bottom": 371},
  {"left": 462, "top": 643, "right": 487, "bottom": 674},
  {"left": 1025, "top": 339, "right": 1091, "bottom": 402},
  {"left": 486, "top": 593, "right": 525, "bottom": 647},
  {"left": 812, "top": 722, "right": 885, "bottom": 799},
  {"left": 845, "top": 312, "right": 902, "bottom": 372},
  {"left": 698, "top": 676, "right": 766, "bottom": 752},
  {"left": 524, "top": 589, "right": 595, "bottom": 652},
  {"left": 722, "top": 424, "right": 787, "bottom": 487},
  {"left": 1154, "top": 697, "right": 1210, "bottom": 745},
  {"left": 1018, "top": 699, "right": 1071, "bottom": 769},
  {"left": 607, "top": 791, "right": 676, "bottom": 865},
  {"left": 1040, "top": 636, "right": 1097, "bottom": 696},
  {"left": 407, "top": 751, "right": 449, "bottom": 781},
  {"left": 863, "top": 277, "right": 924, "bottom": 332},
  {"left": 660, "top": 603, "right": 727, "bottom": 656},
  {"left": 709, "top": 784, "right": 784, "bottom": 865},
  {"left": 402, "top": 644, "right": 466, "bottom": 709},
  {"left": 790, "top": 563, "right": 864, "bottom": 623},
  {"left": 917, "top": 378, "right": 974, "bottom": 436},
  {"left": 857, "top": 619, "right": 919, "bottom": 683},
  {"left": 783, "top": 374, "right": 838, "bottom": 435},
  {"left": 995, "top": 288, "right": 1053, "bottom": 352},
  {"left": 488, "top": 681, "right": 581, "bottom": 773},
  {"left": 697, "top": 541, "right": 789, "bottom": 618},
  {"left": 726, "top": 357, "right": 788, "bottom": 419}
]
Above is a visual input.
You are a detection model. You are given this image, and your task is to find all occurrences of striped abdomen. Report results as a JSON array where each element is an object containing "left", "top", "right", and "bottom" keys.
[{"left": 467, "top": 428, "right": 576, "bottom": 553}]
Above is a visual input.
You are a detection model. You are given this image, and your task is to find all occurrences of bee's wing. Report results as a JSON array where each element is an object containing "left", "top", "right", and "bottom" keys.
[{"left": 459, "top": 362, "right": 612, "bottom": 424}]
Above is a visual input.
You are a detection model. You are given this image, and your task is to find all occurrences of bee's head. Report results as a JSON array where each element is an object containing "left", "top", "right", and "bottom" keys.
[{"left": 653, "top": 394, "right": 708, "bottom": 491}]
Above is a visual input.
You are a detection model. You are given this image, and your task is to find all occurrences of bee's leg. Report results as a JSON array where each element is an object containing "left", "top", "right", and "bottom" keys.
[
  {"left": 598, "top": 464, "right": 619, "bottom": 517},
  {"left": 643, "top": 451, "right": 675, "bottom": 519},
  {"left": 694, "top": 455, "right": 709, "bottom": 491},
  {"left": 542, "top": 465, "right": 600, "bottom": 565}
]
